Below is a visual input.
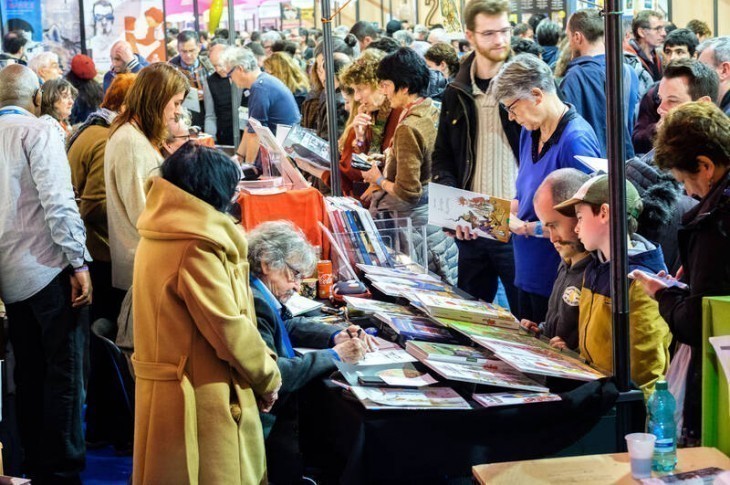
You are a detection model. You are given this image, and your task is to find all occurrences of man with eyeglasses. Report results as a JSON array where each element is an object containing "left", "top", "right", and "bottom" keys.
[
  {"left": 627, "top": 10, "right": 667, "bottom": 81},
  {"left": 220, "top": 46, "right": 300, "bottom": 165},
  {"left": 169, "top": 30, "right": 214, "bottom": 129},
  {"left": 432, "top": 0, "right": 521, "bottom": 314}
]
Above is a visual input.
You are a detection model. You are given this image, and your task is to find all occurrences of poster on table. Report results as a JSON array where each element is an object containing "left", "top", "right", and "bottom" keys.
[{"left": 84, "top": 0, "right": 166, "bottom": 74}]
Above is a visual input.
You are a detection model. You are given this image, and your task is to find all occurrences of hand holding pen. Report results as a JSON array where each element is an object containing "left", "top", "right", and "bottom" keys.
[{"left": 334, "top": 325, "right": 378, "bottom": 352}]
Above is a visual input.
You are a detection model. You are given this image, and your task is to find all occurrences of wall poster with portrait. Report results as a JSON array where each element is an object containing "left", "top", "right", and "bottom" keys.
[
  {"left": 43, "top": 0, "right": 83, "bottom": 70},
  {"left": 84, "top": 0, "right": 165, "bottom": 74}
]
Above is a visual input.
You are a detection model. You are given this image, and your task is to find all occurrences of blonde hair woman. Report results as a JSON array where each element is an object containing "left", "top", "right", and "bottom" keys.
[{"left": 263, "top": 51, "right": 310, "bottom": 108}]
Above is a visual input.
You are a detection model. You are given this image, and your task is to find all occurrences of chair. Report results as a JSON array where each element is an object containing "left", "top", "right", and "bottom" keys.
[{"left": 86, "top": 319, "right": 135, "bottom": 451}]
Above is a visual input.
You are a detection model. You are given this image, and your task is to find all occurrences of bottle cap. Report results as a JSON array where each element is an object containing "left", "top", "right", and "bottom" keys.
[{"left": 656, "top": 380, "right": 668, "bottom": 390}]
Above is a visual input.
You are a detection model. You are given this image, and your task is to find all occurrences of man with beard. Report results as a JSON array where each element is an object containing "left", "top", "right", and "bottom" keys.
[
  {"left": 520, "top": 168, "right": 590, "bottom": 351},
  {"left": 432, "top": 0, "right": 521, "bottom": 315}
]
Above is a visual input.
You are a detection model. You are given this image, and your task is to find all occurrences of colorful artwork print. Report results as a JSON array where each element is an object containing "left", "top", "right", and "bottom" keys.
[{"left": 428, "top": 183, "right": 512, "bottom": 243}]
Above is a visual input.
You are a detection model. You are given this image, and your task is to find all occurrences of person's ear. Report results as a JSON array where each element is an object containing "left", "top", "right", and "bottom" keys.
[
  {"left": 600, "top": 203, "right": 610, "bottom": 222},
  {"left": 696, "top": 155, "right": 716, "bottom": 181},
  {"left": 261, "top": 260, "right": 272, "bottom": 276},
  {"left": 697, "top": 95, "right": 712, "bottom": 104},
  {"left": 531, "top": 87, "right": 543, "bottom": 104}
]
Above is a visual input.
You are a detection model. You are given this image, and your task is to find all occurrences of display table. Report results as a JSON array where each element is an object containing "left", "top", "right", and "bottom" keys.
[
  {"left": 472, "top": 446, "right": 730, "bottom": 484},
  {"left": 299, "top": 377, "right": 644, "bottom": 484}
]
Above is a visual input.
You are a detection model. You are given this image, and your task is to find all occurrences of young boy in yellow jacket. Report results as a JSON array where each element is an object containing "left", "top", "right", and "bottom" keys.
[{"left": 554, "top": 174, "right": 672, "bottom": 397}]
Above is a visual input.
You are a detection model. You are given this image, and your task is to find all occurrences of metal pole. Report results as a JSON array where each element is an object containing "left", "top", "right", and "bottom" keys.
[
  {"left": 713, "top": 0, "right": 718, "bottom": 44},
  {"left": 228, "top": 0, "right": 240, "bottom": 148},
  {"left": 356, "top": 0, "right": 360, "bottom": 22},
  {"left": 162, "top": 0, "right": 169, "bottom": 60},
  {"left": 321, "top": 0, "right": 342, "bottom": 195},
  {"left": 78, "top": 0, "right": 87, "bottom": 55},
  {"left": 193, "top": 0, "right": 201, "bottom": 34},
  {"left": 605, "top": 0, "right": 632, "bottom": 449}
]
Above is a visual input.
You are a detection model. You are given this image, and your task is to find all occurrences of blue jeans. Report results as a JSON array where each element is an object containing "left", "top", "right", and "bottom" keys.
[
  {"left": 455, "top": 237, "right": 518, "bottom": 314},
  {"left": 6, "top": 271, "right": 88, "bottom": 484}
]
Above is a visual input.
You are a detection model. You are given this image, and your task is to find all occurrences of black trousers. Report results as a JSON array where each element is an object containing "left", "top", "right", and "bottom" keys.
[
  {"left": 88, "top": 260, "right": 125, "bottom": 324},
  {"left": 455, "top": 237, "right": 519, "bottom": 313},
  {"left": 6, "top": 271, "right": 88, "bottom": 484}
]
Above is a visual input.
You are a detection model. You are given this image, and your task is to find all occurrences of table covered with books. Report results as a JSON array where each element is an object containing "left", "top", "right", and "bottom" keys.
[
  {"left": 246, "top": 192, "right": 642, "bottom": 483},
  {"left": 293, "top": 266, "right": 637, "bottom": 484}
]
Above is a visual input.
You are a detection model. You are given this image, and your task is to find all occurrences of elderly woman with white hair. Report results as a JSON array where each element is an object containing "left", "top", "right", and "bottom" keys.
[
  {"left": 247, "top": 220, "right": 371, "bottom": 482},
  {"left": 28, "top": 51, "right": 63, "bottom": 82},
  {"left": 492, "top": 53, "right": 601, "bottom": 322}
]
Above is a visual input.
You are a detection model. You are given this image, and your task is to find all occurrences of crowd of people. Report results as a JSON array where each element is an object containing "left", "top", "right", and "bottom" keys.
[{"left": 1, "top": 0, "right": 729, "bottom": 483}]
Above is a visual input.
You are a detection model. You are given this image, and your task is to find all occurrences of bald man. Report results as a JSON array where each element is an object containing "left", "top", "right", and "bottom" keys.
[
  {"left": 103, "top": 40, "right": 149, "bottom": 92},
  {"left": 0, "top": 64, "right": 92, "bottom": 483}
]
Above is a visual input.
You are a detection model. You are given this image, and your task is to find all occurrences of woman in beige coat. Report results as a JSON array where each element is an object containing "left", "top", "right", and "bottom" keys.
[{"left": 132, "top": 142, "right": 281, "bottom": 484}]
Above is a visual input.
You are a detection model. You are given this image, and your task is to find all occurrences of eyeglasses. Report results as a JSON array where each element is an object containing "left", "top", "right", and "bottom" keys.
[
  {"left": 500, "top": 98, "right": 521, "bottom": 115},
  {"left": 226, "top": 65, "right": 239, "bottom": 78},
  {"left": 472, "top": 27, "right": 511, "bottom": 39},
  {"left": 285, "top": 262, "right": 304, "bottom": 282}
]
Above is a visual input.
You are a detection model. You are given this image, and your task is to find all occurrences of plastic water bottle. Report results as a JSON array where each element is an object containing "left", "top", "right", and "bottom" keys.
[{"left": 647, "top": 380, "right": 677, "bottom": 472}]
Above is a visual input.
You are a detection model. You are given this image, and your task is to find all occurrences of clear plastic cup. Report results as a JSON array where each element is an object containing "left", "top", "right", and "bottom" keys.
[{"left": 625, "top": 433, "right": 656, "bottom": 479}]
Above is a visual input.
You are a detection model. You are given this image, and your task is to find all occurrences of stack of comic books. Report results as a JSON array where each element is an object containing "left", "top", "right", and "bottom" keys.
[{"left": 325, "top": 197, "right": 395, "bottom": 268}]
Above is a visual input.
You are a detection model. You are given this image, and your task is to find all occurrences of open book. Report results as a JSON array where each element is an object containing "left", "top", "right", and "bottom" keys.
[
  {"left": 282, "top": 124, "right": 331, "bottom": 170},
  {"left": 247, "top": 118, "right": 309, "bottom": 189},
  {"left": 428, "top": 183, "right": 511, "bottom": 243}
]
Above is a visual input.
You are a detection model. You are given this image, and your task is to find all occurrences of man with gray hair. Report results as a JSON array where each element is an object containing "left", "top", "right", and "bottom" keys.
[
  {"left": 412, "top": 24, "right": 431, "bottom": 56},
  {"left": 698, "top": 36, "right": 730, "bottom": 115},
  {"left": 393, "top": 29, "right": 414, "bottom": 47},
  {"left": 0, "top": 64, "right": 92, "bottom": 483},
  {"left": 520, "top": 168, "right": 591, "bottom": 351},
  {"left": 221, "top": 46, "right": 301, "bottom": 164}
]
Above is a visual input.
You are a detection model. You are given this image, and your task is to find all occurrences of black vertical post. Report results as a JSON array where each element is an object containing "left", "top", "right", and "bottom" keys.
[
  {"left": 605, "top": 0, "right": 632, "bottom": 448},
  {"left": 78, "top": 0, "right": 87, "bottom": 55},
  {"left": 228, "top": 0, "right": 240, "bottom": 148},
  {"left": 321, "top": 0, "right": 342, "bottom": 196},
  {"left": 193, "top": 0, "right": 201, "bottom": 34},
  {"left": 356, "top": 0, "right": 360, "bottom": 21}
]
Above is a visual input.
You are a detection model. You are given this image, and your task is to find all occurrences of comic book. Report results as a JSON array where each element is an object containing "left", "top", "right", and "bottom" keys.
[{"left": 428, "top": 183, "right": 511, "bottom": 243}]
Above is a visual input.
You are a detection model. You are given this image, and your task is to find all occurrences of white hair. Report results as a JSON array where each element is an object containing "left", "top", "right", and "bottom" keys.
[
  {"left": 260, "top": 30, "right": 283, "bottom": 45},
  {"left": 698, "top": 36, "right": 730, "bottom": 66},
  {"left": 427, "top": 28, "right": 449, "bottom": 44},
  {"left": 28, "top": 51, "right": 59, "bottom": 75},
  {"left": 493, "top": 53, "right": 556, "bottom": 102},
  {"left": 334, "top": 25, "right": 351, "bottom": 37},
  {"left": 393, "top": 29, "right": 414, "bottom": 47},
  {"left": 220, "top": 46, "right": 258, "bottom": 73},
  {"left": 247, "top": 221, "right": 317, "bottom": 277}
]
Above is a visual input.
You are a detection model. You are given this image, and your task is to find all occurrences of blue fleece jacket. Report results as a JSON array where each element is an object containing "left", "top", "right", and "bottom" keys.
[
  {"left": 513, "top": 107, "right": 601, "bottom": 297},
  {"left": 560, "top": 54, "right": 639, "bottom": 159}
]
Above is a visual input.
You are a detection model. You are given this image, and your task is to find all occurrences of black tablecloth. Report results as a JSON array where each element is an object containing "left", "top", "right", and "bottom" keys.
[{"left": 299, "top": 377, "right": 645, "bottom": 484}]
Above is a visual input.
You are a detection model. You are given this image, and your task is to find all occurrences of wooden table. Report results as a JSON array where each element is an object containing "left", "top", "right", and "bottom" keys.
[{"left": 473, "top": 447, "right": 730, "bottom": 484}]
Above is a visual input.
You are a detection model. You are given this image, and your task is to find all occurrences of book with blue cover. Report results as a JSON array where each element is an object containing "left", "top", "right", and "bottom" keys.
[{"left": 375, "top": 313, "right": 456, "bottom": 343}]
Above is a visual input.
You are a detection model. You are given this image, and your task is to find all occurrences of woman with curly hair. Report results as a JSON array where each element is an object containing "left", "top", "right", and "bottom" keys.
[
  {"left": 296, "top": 48, "right": 402, "bottom": 202},
  {"left": 264, "top": 51, "right": 310, "bottom": 109}
]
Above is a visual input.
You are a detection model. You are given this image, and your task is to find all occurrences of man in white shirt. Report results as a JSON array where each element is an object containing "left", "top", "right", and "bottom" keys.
[{"left": 0, "top": 64, "right": 92, "bottom": 484}]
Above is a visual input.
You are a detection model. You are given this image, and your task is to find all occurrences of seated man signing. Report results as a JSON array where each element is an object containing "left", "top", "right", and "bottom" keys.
[
  {"left": 554, "top": 175, "right": 672, "bottom": 397},
  {"left": 520, "top": 168, "right": 591, "bottom": 351},
  {"left": 248, "top": 221, "right": 375, "bottom": 482}
]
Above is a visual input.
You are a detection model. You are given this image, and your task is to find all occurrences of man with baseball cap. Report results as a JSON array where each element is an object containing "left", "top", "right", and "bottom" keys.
[{"left": 554, "top": 174, "right": 672, "bottom": 397}]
